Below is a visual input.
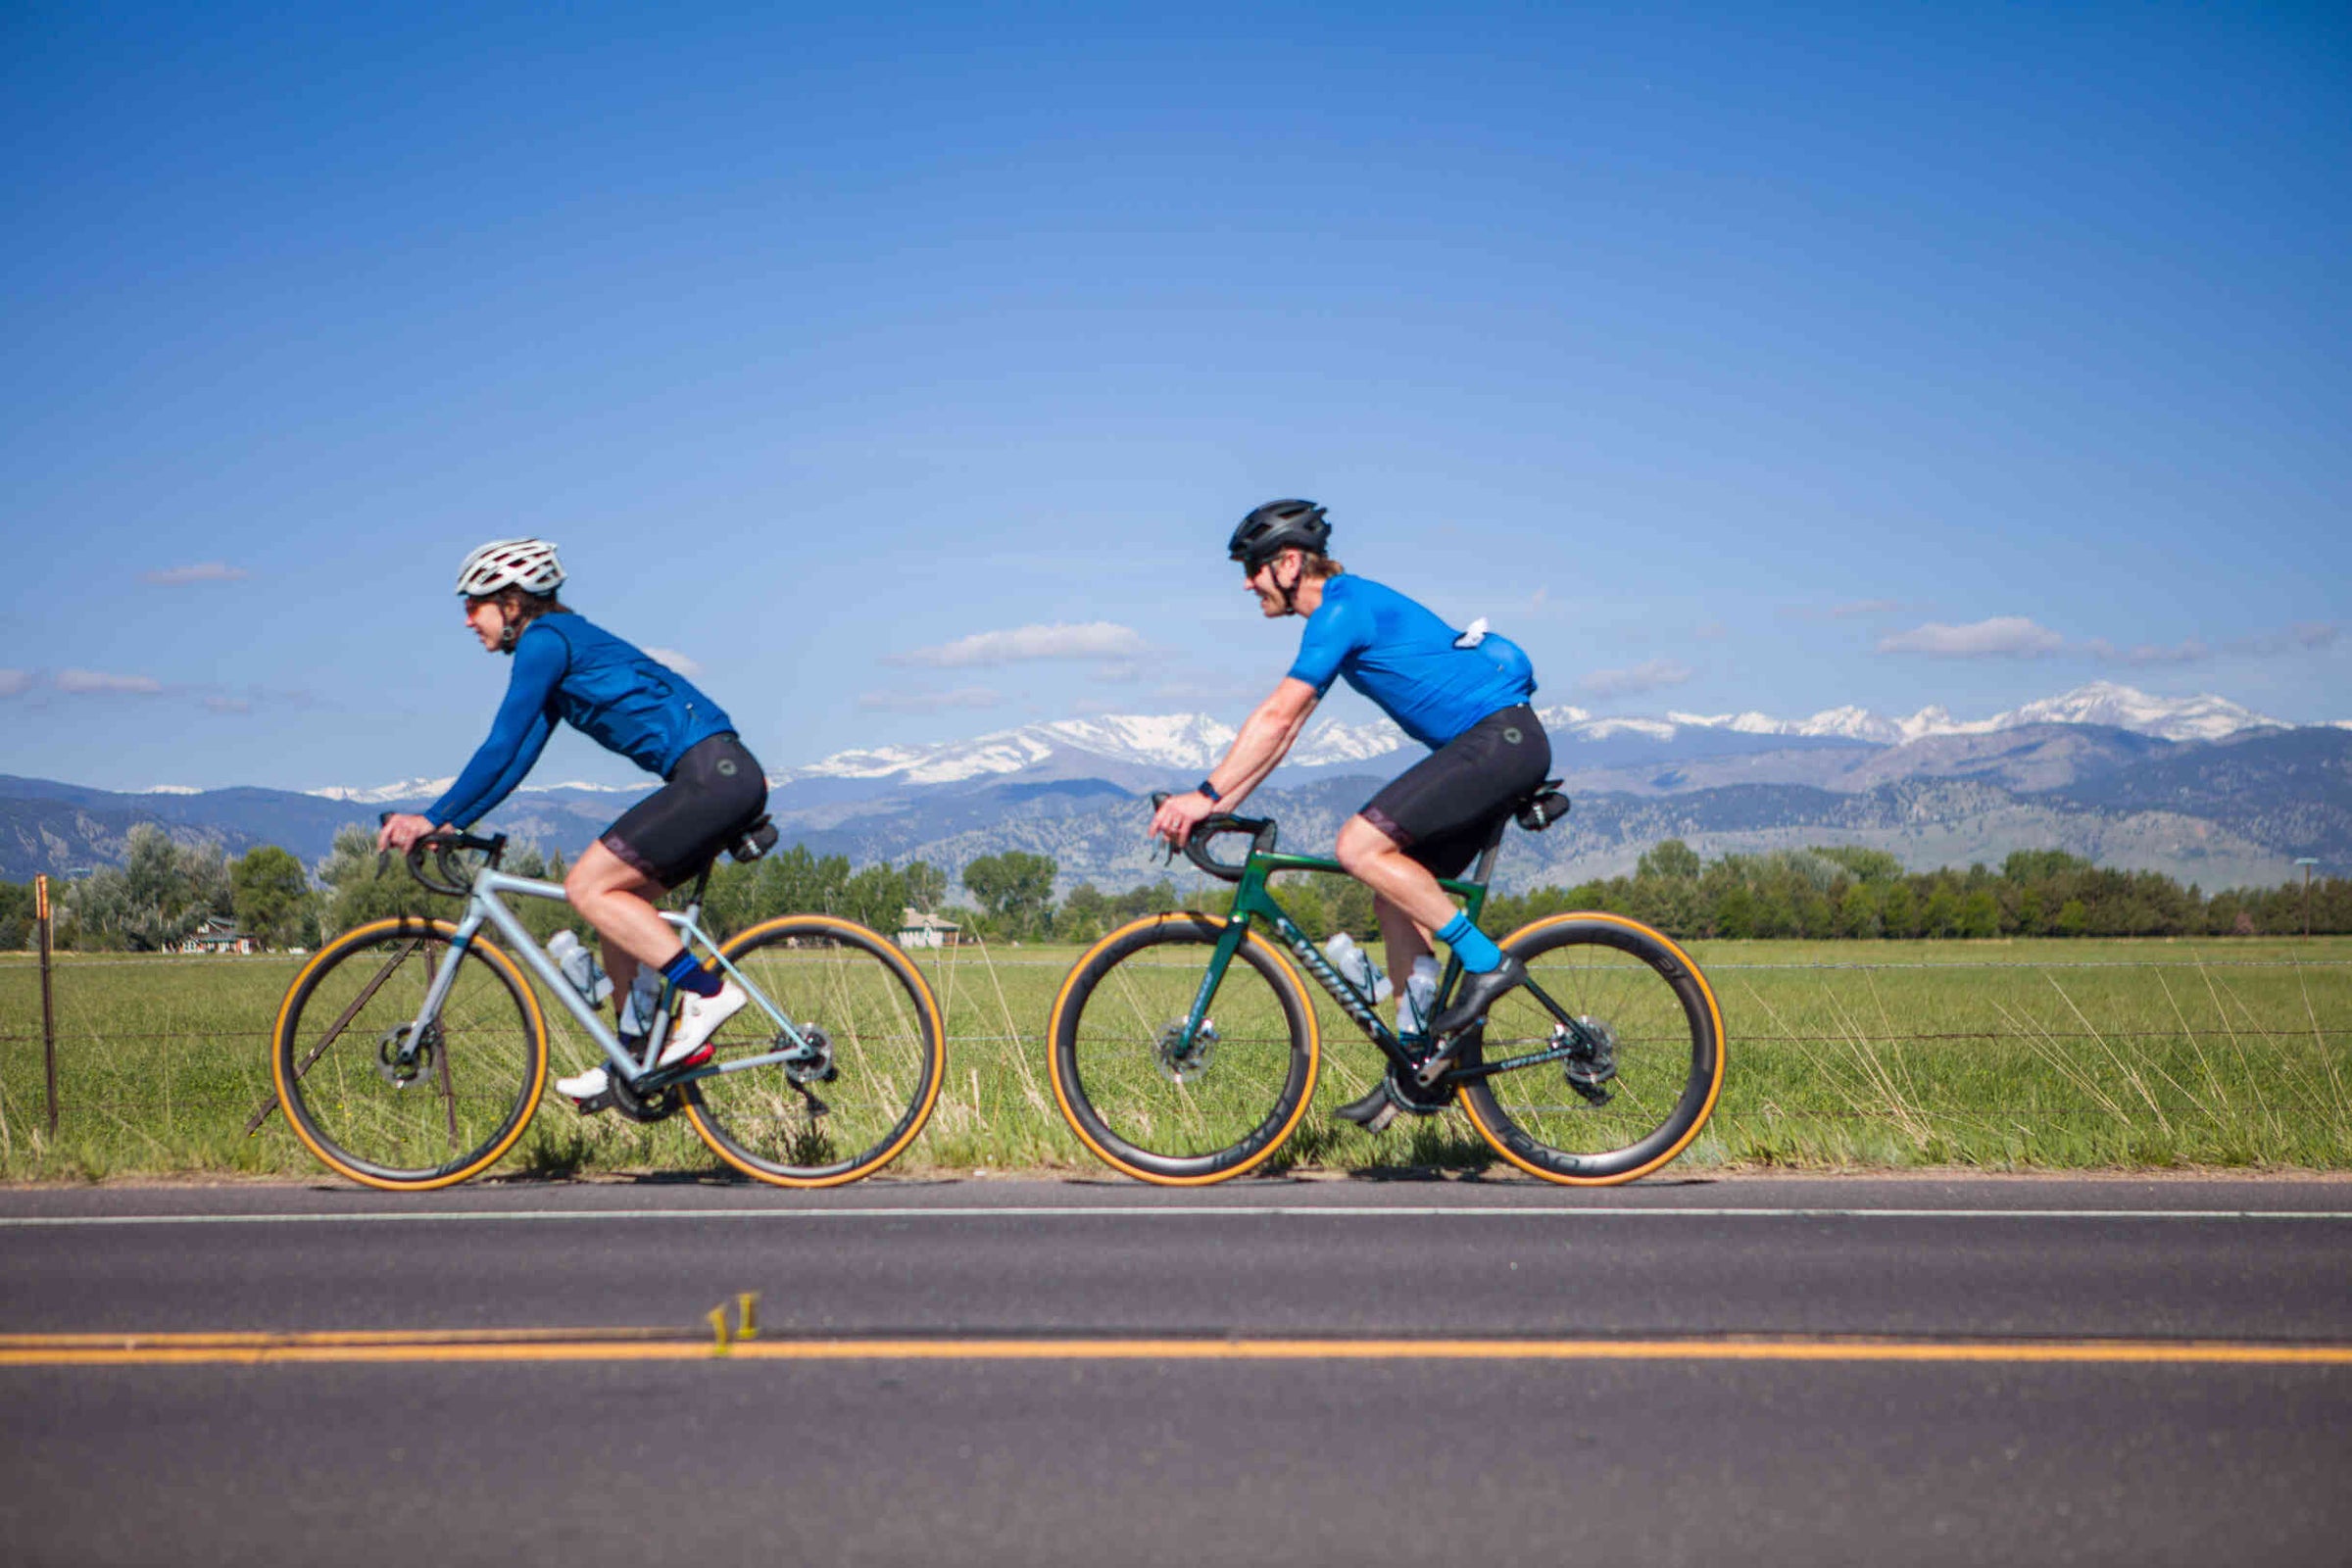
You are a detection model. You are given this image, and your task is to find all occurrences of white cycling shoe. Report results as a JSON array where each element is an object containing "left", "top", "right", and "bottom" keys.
[{"left": 555, "top": 980, "right": 747, "bottom": 1102}]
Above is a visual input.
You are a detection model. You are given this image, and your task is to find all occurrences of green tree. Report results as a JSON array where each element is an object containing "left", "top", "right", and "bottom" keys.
[
  {"left": 1879, "top": 880, "right": 1919, "bottom": 940},
  {"left": 1638, "top": 839, "right": 1701, "bottom": 881},
  {"left": 0, "top": 881, "right": 32, "bottom": 951},
  {"left": 962, "top": 852, "right": 1058, "bottom": 939},
  {"left": 840, "top": 863, "right": 909, "bottom": 935},
  {"left": 317, "top": 824, "right": 441, "bottom": 934},
  {"left": 1817, "top": 846, "right": 1905, "bottom": 883},
  {"left": 1058, "top": 883, "right": 1112, "bottom": 945},
  {"left": 231, "top": 846, "right": 314, "bottom": 950},
  {"left": 67, "top": 825, "right": 234, "bottom": 951},
  {"left": 1836, "top": 882, "right": 1880, "bottom": 939},
  {"left": 903, "top": 860, "right": 948, "bottom": 913},
  {"left": 1958, "top": 888, "right": 2000, "bottom": 939},
  {"left": 1922, "top": 884, "right": 1962, "bottom": 939},
  {"left": 2054, "top": 898, "right": 2089, "bottom": 938}
]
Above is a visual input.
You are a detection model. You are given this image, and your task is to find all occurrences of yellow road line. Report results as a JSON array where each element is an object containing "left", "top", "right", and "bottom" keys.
[{"left": 3, "top": 1333, "right": 2350, "bottom": 1368}]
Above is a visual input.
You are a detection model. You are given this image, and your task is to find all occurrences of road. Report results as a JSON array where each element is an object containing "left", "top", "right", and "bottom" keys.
[{"left": 3, "top": 1175, "right": 2348, "bottom": 1566}]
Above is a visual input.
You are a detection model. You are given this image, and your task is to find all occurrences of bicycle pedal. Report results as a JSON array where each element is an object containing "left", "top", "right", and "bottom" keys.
[{"left": 570, "top": 1090, "right": 616, "bottom": 1117}]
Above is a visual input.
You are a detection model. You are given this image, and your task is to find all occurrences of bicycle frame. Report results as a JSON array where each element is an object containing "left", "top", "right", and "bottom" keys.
[
  {"left": 1181, "top": 843, "right": 1595, "bottom": 1087},
  {"left": 403, "top": 865, "right": 823, "bottom": 1088}
]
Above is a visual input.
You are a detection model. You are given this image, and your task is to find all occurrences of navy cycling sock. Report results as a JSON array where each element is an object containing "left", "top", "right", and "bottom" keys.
[
  {"left": 1437, "top": 911, "right": 1504, "bottom": 974},
  {"left": 661, "top": 949, "right": 723, "bottom": 999}
]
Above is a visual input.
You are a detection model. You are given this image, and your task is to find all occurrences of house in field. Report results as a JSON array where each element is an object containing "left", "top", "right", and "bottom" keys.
[
  {"left": 895, "top": 908, "right": 962, "bottom": 950},
  {"left": 180, "top": 915, "right": 256, "bottom": 956}
]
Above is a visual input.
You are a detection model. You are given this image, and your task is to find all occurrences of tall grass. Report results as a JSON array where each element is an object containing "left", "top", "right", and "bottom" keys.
[{"left": 1, "top": 936, "right": 2346, "bottom": 1181}]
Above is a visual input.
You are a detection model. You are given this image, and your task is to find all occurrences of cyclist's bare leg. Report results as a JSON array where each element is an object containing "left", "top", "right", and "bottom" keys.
[
  {"left": 564, "top": 841, "right": 679, "bottom": 1004},
  {"left": 1335, "top": 813, "right": 1456, "bottom": 961},
  {"left": 1372, "top": 894, "right": 1435, "bottom": 985}
]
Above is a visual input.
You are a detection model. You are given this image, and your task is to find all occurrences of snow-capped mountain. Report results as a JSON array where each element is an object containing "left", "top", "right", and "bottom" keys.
[
  {"left": 307, "top": 775, "right": 639, "bottom": 804},
  {"left": 756, "top": 683, "right": 2299, "bottom": 795}
]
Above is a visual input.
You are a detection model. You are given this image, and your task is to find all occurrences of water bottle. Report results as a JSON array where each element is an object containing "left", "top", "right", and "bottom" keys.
[
  {"left": 546, "top": 929, "right": 612, "bottom": 1005},
  {"left": 1322, "top": 932, "right": 1391, "bottom": 1004},
  {"left": 617, "top": 971, "right": 664, "bottom": 1040},
  {"left": 1397, "top": 956, "right": 1442, "bottom": 1038}
]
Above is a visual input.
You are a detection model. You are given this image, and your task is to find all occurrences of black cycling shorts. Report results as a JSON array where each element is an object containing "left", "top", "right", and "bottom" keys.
[
  {"left": 601, "top": 733, "right": 768, "bottom": 888},
  {"left": 1359, "top": 705, "right": 1551, "bottom": 879}
]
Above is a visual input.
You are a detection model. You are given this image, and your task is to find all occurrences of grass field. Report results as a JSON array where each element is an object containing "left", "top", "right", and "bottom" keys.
[{"left": 2, "top": 932, "right": 2347, "bottom": 1183}]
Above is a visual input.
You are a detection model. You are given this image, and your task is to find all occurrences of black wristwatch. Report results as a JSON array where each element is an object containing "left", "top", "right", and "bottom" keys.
[{"left": 1197, "top": 779, "right": 1222, "bottom": 804}]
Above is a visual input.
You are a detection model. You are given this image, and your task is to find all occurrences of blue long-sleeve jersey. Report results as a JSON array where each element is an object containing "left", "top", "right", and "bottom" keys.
[{"left": 426, "top": 613, "right": 734, "bottom": 829}]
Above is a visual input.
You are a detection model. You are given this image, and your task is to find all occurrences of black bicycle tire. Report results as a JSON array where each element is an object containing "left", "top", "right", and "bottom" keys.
[
  {"left": 1049, "top": 913, "right": 1319, "bottom": 1184},
  {"left": 1456, "top": 913, "right": 1725, "bottom": 1185},
  {"left": 680, "top": 914, "right": 946, "bottom": 1187},
  {"left": 270, "top": 917, "right": 548, "bottom": 1191}
]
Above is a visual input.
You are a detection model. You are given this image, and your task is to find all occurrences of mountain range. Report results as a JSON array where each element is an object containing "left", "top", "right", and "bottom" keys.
[{"left": 5, "top": 683, "right": 2345, "bottom": 893}]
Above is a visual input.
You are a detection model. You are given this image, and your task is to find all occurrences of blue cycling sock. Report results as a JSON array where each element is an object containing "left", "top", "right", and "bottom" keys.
[
  {"left": 661, "top": 949, "right": 722, "bottom": 999},
  {"left": 1437, "top": 911, "right": 1503, "bottom": 974}
]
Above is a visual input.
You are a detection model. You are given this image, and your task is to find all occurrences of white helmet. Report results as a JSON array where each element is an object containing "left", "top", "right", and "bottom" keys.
[{"left": 455, "top": 537, "right": 564, "bottom": 598}]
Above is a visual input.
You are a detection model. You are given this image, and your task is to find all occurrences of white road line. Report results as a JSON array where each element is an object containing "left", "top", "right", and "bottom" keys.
[{"left": 2, "top": 1205, "right": 2350, "bottom": 1228}]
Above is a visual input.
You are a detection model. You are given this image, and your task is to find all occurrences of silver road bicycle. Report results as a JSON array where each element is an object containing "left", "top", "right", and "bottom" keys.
[{"left": 270, "top": 823, "right": 946, "bottom": 1191}]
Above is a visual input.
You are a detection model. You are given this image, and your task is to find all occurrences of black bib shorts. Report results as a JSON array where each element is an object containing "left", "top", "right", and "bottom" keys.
[
  {"left": 1358, "top": 704, "right": 1551, "bottom": 879},
  {"left": 600, "top": 732, "right": 769, "bottom": 889}
]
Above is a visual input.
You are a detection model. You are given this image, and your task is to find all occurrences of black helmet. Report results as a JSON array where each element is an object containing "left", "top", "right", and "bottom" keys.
[{"left": 1228, "top": 499, "right": 1330, "bottom": 569}]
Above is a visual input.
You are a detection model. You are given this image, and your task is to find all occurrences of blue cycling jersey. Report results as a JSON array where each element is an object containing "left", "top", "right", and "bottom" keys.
[
  {"left": 427, "top": 613, "right": 735, "bottom": 829},
  {"left": 1286, "top": 575, "right": 1537, "bottom": 750}
]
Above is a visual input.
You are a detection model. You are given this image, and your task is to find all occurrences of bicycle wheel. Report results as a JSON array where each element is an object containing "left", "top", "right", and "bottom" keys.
[
  {"left": 271, "top": 917, "right": 548, "bottom": 1191},
  {"left": 682, "top": 915, "right": 946, "bottom": 1187},
  {"left": 1457, "top": 913, "right": 1724, "bottom": 1184},
  {"left": 1050, "top": 912, "right": 1319, "bottom": 1184}
]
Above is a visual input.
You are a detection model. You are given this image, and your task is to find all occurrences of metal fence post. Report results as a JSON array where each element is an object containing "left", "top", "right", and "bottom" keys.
[{"left": 36, "top": 874, "right": 57, "bottom": 1137}]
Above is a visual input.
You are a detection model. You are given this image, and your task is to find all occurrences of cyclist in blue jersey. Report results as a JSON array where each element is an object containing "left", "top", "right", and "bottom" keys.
[
  {"left": 375, "top": 539, "right": 768, "bottom": 1108},
  {"left": 1150, "top": 500, "right": 1550, "bottom": 1131}
]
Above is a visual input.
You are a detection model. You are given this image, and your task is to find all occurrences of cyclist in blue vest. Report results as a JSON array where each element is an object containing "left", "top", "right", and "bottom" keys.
[
  {"left": 375, "top": 538, "right": 768, "bottom": 1108},
  {"left": 1150, "top": 500, "right": 1549, "bottom": 1131}
]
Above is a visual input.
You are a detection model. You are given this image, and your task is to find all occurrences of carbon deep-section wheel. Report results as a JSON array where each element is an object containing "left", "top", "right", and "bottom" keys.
[
  {"left": 1050, "top": 913, "right": 1319, "bottom": 1184},
  {"left": 271, "top": 917, "right": 548, "bottom": 1191},
  {"left": 1456, "top": 912, "right": 1724, "bottom": 1184},
  {"left": 681, "top": 915, "right": 946, "bottom": 1186}
]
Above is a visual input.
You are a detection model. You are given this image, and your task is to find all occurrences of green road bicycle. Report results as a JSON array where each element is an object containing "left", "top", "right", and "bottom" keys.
[
  {"left": 270, "top": 821, "right": 946, "bottom": 1191},
  {"left": 1048, "top": 790, "right": 1725, "bottom": 1186}
]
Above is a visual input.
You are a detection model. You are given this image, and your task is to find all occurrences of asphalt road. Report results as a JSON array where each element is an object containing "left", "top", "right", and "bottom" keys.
[{"left": 3, "top": 1175, "right": 2349, "bottom": 1566}]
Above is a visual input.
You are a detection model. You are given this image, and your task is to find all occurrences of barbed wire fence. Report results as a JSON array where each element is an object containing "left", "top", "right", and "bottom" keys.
[{"left": 2, "top": 942, "right": 2348, "bottom": 1169}]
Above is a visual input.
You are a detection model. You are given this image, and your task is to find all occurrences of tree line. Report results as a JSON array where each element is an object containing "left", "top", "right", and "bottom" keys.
[{"left": 5, "top": 828, "right": 2345, "bottom": 953}]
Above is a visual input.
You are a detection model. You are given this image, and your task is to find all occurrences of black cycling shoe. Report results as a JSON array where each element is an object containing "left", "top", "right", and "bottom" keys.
[{"left": 1415, "top": 956, "right": 1528, "bottom": 1083}]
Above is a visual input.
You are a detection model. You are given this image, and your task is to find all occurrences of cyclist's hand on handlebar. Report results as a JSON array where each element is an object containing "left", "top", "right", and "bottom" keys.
[
  {"left": 375, "top": 812, "right": 438, "bottom": 855},
  {"left": 1150, "top": 790, "right": 1217, "bottom": 848}
]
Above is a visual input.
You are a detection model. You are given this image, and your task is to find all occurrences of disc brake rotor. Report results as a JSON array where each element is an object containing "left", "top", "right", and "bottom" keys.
[
  {"left": 1558, "top": 1015, "right": 1618, "bottom": 1106},
  {"left": 1155, "top": 1018, "right": 1218, "bottom": 1084},
  {"left": 374, "top": 1022, "right": 438, "bottom": 1089}
]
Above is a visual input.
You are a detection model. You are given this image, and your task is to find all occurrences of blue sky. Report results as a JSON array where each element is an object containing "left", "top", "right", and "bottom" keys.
[{"left": 3, "top": 3, "right": 2346, "bottom": 791}]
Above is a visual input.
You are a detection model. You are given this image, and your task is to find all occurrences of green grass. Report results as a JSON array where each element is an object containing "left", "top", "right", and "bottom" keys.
[{"left": 1, "top": 933, "right": 2346, "bottom": 1182}]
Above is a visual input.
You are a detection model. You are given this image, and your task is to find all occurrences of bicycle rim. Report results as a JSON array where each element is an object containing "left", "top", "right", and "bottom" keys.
[
  {"left": 1050, "top": 913, "right": 1318, "bottom": 1184},
  {"left": 683, "top": 915, "right": 946, "bottom": 1186},
  {"left": 271, "top": 918, "right": 548, "bottom": 1190},
  {"left": 1458, "top": 914, "right": 1724, "bottom": 1185}
]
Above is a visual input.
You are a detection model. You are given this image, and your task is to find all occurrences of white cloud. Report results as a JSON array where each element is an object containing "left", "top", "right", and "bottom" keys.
[
  {"left": 140, "top": 563, "right": 249, "bottom": 585},
  {"left": 1876, "top": 616, "right": 2064, "bottom": 659},
  {"left": 1577, "top": 659, "right": 1694, "bottom": 700},
  {"left": 856, "top": 686, "right": 1002, "bottom": 714},
  {"left": 889, "top": 621, "right": 1149, "bottom": 668},
  {"left": 203, "top": 695, "right": 253, "bottom": 714},
  {"left": 0, "top": 669, "right": 29, "bottom": 698},
  {"left": 56, "top": 668, "right": 166, "bottom": 695},
  {"left": 644, "top": 647, "right": 704, "bottom": 677}
]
